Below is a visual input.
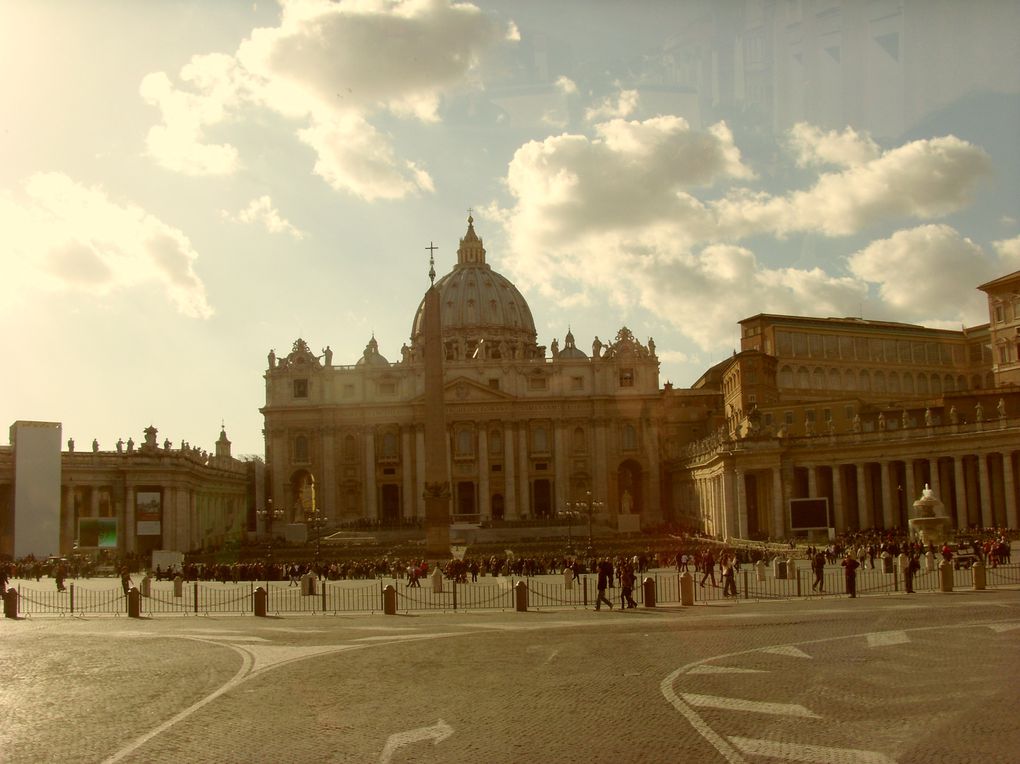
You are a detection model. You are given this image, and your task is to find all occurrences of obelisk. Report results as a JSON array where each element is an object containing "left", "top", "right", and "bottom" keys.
[{"left": 422, "top": 243, "right": 451, "bottom": 557}]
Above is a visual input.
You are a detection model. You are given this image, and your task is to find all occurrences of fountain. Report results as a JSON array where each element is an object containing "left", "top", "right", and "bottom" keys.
[{"left": 909, "top": 484, "right": 952, "bottom": 546}]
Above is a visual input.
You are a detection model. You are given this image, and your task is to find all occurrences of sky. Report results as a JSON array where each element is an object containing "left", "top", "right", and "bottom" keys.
[{"left": 2, "top": 0, "right": 1019, "bottom": 458}]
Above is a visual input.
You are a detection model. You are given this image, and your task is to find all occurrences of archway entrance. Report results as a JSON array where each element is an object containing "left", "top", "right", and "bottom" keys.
[
  {"left": 532, "top": 479, "right": 552, "bottom": 518},
  {"left": 380, "top": 484, "right": 400, "bottom": 524}
]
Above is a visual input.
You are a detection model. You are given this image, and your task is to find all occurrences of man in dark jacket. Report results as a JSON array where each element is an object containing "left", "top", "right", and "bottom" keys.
[{"left": 595, "top": 559, "right": 614, "bottom": 610}]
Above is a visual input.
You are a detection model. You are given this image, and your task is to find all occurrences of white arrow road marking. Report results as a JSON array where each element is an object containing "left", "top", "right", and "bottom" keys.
[
  {"left": 378, "top": 720, "right": 453, "bottom": 764},
  {"left": 688, "top": 665, "right": 766, "bottom": 675},
  {"left": 681, "top": 694, "right": 820, "bottom": 718},
  {"left": 866, "top": 631, "right": 909, "bottom": 648},
  {"left": 729, "top": 736, "right": 896, "bottom": 763},
  {"left": 761, "top": 645, "right": 812, "bottom": 659}
]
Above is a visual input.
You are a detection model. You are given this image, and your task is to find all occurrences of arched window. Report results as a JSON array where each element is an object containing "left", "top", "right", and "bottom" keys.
[
  {"left": 779, "top": 365, "right": 794, "bottom": 388},
  {"left": 382, "top": 431, "right": 398, "bottom": 459},
  {"left": 888, "top": 372, "right": 900, "bottom": 393},
  {"left": 572, "top": 427, "right": 586, "bottom": 453},
  {"left": 874, "top": 371, "right": 886, "bottom": 393},
  {"left": 812, "top": 368, "right": 824, "bottom": 389},
  {"left": 796, "top": 367, "right": 810, "bottom": 389},
  {"left": 918, "top": 375, "right": 929, "bottom": 394},
  {"left": 931, "top": 374, "right": 943, "bottom": 395},
  {"left": 844, "top": 369, "right": 856, "bottom": 390},
  {"left": 903, "top": 373, "right": 915, "bottom": 394},
  {"left": 295, "top": 435, "right": 309, "bottom": 463},
  {"left": 860, "top": 370, "right": 871, "bottom": 391},
  {"left": 828, "top": 369, "right": 841, "bottom": 390}
]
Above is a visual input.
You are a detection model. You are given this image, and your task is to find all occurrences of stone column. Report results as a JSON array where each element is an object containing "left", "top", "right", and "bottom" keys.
[
  {"left": 320, "top": 428, "right": 336, "bottom": 523},
  {"left": 1004, "top": 451, "right": 1018, "bottom": 530},
  {"left": 503, "top": 422, "right": 517, "bottom": 519},
  {"left": 832, "top": 466, "right": 844, "bottom": 532},
  {"left": 401, "top": 427, "right": 414, "bottom": 519},
  {"left": 856, "top": 463, "right": 868, "bottom": 530},
  {"left": 60, "top": 485, "right": 74, "bottom": 555},
  {"left": 364, "top": 429, "right": 377, "bottom": 520},
  {"left": 735, "top": 469, "right": 748, "bottom": 539},
  {"left": 595, "top": 419, "right": 610, "bottom": 508},
  {"left": 643, "top": 420, "right": 662, "bottom": 524},
  {"left": 904, "top": 459, "right": 915, "bottom": 513},
  {"left": 722, "top": 469, "right": 737, "bottom": 541},
  {"left": 928, "top": 458, "right": 941, "bottom": 497},
  {"left": 90, "top": 487, "right": 101, "bottom": 518},
  {"left": 771, "top": 467, "right": 784, "bottom": 539},
  {"left": 879, "top": 460, "right": 894, "bottom": 529},
  {"left": 978, "top": 453, "right": 993, "bottom": 527},
  {"left": 553, "top": 422, "right": 568, "bottom": 513},
  {"left": 807, "top": 465, "right": 818, "bottom": 498},
  {"left": 125, "top": 485, "right": 136, "bottom": 553},
  {"left": 518, "top": 426, "right": 530, "bottom": 518},
  {"left": 953, "top": 456, "right": 968, "bottom": 530},
  {"left": 415, "top": 426, "right": 426, "bottom": 518},
  {"left": 478, "top": 427, "right": 490, "bottom": 520}
]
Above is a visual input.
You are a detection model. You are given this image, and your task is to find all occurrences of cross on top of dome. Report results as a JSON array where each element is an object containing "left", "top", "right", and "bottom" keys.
[{"left": 457, "top": 213, "right": 486, "bottom": 266}]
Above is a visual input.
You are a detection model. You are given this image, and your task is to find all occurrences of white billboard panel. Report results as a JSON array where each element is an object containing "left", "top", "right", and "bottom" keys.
[{"left": 12, "top": 421, "right": 62, "bottom": 558}]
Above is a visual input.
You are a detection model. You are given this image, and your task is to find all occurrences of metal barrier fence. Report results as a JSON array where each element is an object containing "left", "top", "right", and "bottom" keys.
[{"left": 5, "top": 563, "right": 1018, "bottom": 617}]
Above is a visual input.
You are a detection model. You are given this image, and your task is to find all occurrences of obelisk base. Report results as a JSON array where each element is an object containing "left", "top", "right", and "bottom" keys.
[{"left": 424, "top": 492, "right": 451, "bottom": 559}]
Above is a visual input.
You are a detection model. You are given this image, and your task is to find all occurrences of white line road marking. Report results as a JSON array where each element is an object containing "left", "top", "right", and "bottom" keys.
[
  {"left": 729, "top": 736, "right": 896, "bottom": 763},
  {"left": 688, "top": 665, "right": 766, "bottom": 675},
  {"left": 681, "top": 693, "right": 820, "bottom": 718},
  {"left": 987, "top": 622, "right": 1020, "bottom": 632},
  {"left": 180, "top": 634, "right": 269, "bottom": 642},
  {"left": 761, "top": 645, "right": 812, "bottom": 659},
  {"left": 377, "top": 720, "right": 453, "bottom": 764},
  {"left": 352, "top": 632, "right": 461, "bottom": 642},
  {"left": 244, "top": 644, "right": 358, "bottom": 675},
  {"left": 866, "top": 631, "right": 909, "bottom": 648}
]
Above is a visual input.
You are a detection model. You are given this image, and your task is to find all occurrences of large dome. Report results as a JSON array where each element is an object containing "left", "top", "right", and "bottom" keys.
[{"left": 411, "top": 217, "right": 537, "bottom": 357}]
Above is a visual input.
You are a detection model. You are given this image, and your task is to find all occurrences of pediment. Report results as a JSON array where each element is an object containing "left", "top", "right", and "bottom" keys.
[{"left": 443, "top": 376, "right": 515, "bottom": 402}]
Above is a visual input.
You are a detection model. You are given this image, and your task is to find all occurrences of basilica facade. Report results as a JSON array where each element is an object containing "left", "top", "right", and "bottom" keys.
[{"left": 261, "top": 217, "right": 663, "bottom": 533}]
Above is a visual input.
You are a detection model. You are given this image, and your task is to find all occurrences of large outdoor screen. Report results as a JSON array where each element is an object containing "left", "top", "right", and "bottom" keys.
[
  {"left": 135, "top": 490, "right": 162, "bottom": 536},
  {"left": 789, "top": 498, "right": 830, "bottom": 530},
  {"left": 79, "top": 518, "right": 118, "bottom": 548}
]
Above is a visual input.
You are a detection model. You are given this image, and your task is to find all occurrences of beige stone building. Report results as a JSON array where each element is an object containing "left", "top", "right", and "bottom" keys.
[
  {"left": 0, "top": 425, "right": 253, "bottom": 559},
  {"left": 980, "top": 270, "right": 1020, "bottom": 387},
  {"left": 261, "top": 217, "right": 663, "bottom": 532}
]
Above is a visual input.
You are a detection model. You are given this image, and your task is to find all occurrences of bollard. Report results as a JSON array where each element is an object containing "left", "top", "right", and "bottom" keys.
[
  {"left": 680, "top": 571, "right": 694, "bottom": 606},
  {"left": 772, "top": 557, "right": 782, "bottom": 580},
  {"left": 383, "top": 584, "right": 397, "bottom": 615},
  {"left": 973, "top": 560, "right": 986, "bottom": 590},
  {"left": 563, "top": 568, "right": 574, "bottom": 591},
  {"left": 431, "top": 567, "right": 444, "bottom": 594},
  {"left": 882, "top": 553, "right": 893, "bottom": 574},
  {"left": 254, "top": 586, "right": 267, "bottom": 617},
  {"left": 128, "top": 587, "right": 141, "bottom": 618},
  {"left": 140, "top": 575, "right": 151, "bottom": 598},
  {"left": 3, "top": 588, "right": 18, "bottom": 619},
  {"left": 939, "top": 559, "right": 954, "bottom": 592},
  {"left": 925, "top": 551, "right": 935, "bottom": 572},
  {"left": 173, "top": 575, "right": 183, "bottom": 598},
  {"left": 754, "top": 560, "right": 766, "bottom": 582},
  {"left": 514, "top": 581, "right": 528, "bottom": 612},
  {"left": 642, "top": 577, "right": 656, "bottom": 608}
]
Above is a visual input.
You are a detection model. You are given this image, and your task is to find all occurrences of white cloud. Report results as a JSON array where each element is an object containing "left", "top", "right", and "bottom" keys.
[
  {"left": 555, "top": 76, "right": 577, "bottom": 95},
  {"left": 584, "top": 89, "right": 639, "bottom": 122},
  {"left": 142, "top": 0, "right": 506, "bottom": 198},
  {"left": 788, "top": 123, "right": 880, "bottom": 168},
  {"left": 223, "top": 195, "right": 306, "bottom": 239},
  {"left": 493, "top": 119, "right": 996, "bottom": 350},
  {"left": 847, "top": 225, "right": 995, "bottom": 325},
  {"left": 993, "top": 235, "right": 1020, "bottom": 270},
  {"left": 0, "top": 173, "right": 212, "bottom": 318}
]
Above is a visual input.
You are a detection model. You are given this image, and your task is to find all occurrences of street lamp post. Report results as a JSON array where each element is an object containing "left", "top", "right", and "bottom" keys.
[
  {"left": 564, "top": 491, "right": 603, "bottom": 559},
  {"left": 304, "top": 507, "right": 327, "bottom": 572}
]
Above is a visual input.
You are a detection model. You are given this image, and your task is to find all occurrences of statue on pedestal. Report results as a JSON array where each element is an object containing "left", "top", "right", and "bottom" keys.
[
  {"left": 92, "top": 439, "right": 99, "bottom": 452},
  {"left": 67, "top": 438, "right": 74, "bottom": 452}
]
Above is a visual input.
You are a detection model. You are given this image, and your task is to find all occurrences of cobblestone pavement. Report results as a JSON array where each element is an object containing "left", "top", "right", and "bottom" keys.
[{"left": 1, "top": 591, "right": 1018, "bottom": 763}]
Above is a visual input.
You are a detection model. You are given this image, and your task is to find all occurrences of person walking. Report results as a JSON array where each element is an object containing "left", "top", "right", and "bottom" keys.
[
  {"left": 120, "top": 566, "right": 133, "bottom": 596},
  {"left": 811, "top": 550, "right": 826, "bottom": 592},
  {"left": 905, "top": 552, "right": 920, "bottom": 594},
  {"left": 620, "top": 563, "right": 638, "bottom": 609},
  {"left": 721, "top": 554, "right": 738, "bottom": 598},
  {"left": 55, "top": 561, "right": 68, "bottom": 593},
  {"left": 841, "top": 551, "right": 860, "bottom": 598},
  {"left": 595, "top": 558, "right": 614, "bottom": 610},
  {"left": 699, "top": 551, "right": 717, "bottom": 588}
]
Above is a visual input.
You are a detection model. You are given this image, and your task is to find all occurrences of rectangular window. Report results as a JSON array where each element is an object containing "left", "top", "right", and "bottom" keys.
[
  {"left": 343, "top": 384, "right": 355, "bottom": 398},
  {"left": 1000, "top": 346, "right": 1009, "bottom": 363},
  {"left": 806, "top": 410, "right": 816, "bottom": 423},
  {"left": 763, "top": 413, "right": 773, "bottom": 426},
  {"left": 995, "top": 305, "right": 1005, "bottom": 323},
  {"left": 293, "top": 379, "right": 308, "bottom": 398},
  {"left": 491, "top": 464, "right": 502, "bottom": 472},
  {"left": 748, "top": 394, "right": 757, "bottom": 404},
  {"left": 845, "top": 404, "right": 854, "bottom": 420},
  {"left": 784, "top": 411, "right": 794, "bottom": 425},
  {"left": 488, "top": 378, "right": 500, "bottom": 390},
  {"left": 528, "top": 377, "right": 547, "bottom": 391},
  {"left": 570, "top": 376, "right": 584, "bottom": 390},
  {"left": 823, "top": 408, "right": 831, "bottom": 421},
  {"left": 378, "top": 382, "right": 396, "bottom": 395},
  {"left": 619, "top": 369, "right": 634, "bottom": 387}
]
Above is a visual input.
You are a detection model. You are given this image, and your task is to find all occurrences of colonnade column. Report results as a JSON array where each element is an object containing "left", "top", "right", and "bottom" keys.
[
  {"left": 1004, "top": 451, "right": 1018, "bottom": 530},
  {"left": 124, "top": 486, "right": 136, "bottom": 553},
  {"left": 363, "top": 429, "right": 377, "bottom": 520},
  {"left": 517, "top": 426, "right": 530, "bottom": 518},
  {"left": 771, "top": 467, "right": 784, "bottom": 539},
  {"left": 879, "top": 461, "right": 894, "bottom": 529},
  {"left": 928, "top": 458, "right": 941, "bottom": 497},
  {"left": 722, "top": 469, "right": 737, "bottom": 541},
  {"left": 595, "top": 419, "right": 610, "bottom": 507},
  {"left": 415, "top": 426, "right": 426, "bottom": 518},
  {"left": 478, "top": 427, "right": 490, "bottom": 520},
  {"left": 832, "top": 466, "right": 844, "bottom": 532},
  {"left": 904, "top": 460, "right": 916, "bottom": 513},
  {"left": 735, "top": 469, "right": 748, "bottom": 539},
  {"left": 807, "top": 466, "right": 818, "bottom": 499},
  {"left": 954, "top": 457, "right": 967, "bottom": 530},
  {"left": 977, "top": 454, "right": 993, "bottom": 527},
  {"left": 503, "top": 422, "right": 517, "bottom": 519},
  {"left": 856, "top": 463, "right": 868, "bottom": 530},
  {"left": 321, "top": 428, "right": 336, "bottom": 523},
  {"left": 401, "top": 428, "right": 414, "bottom": 519}
]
